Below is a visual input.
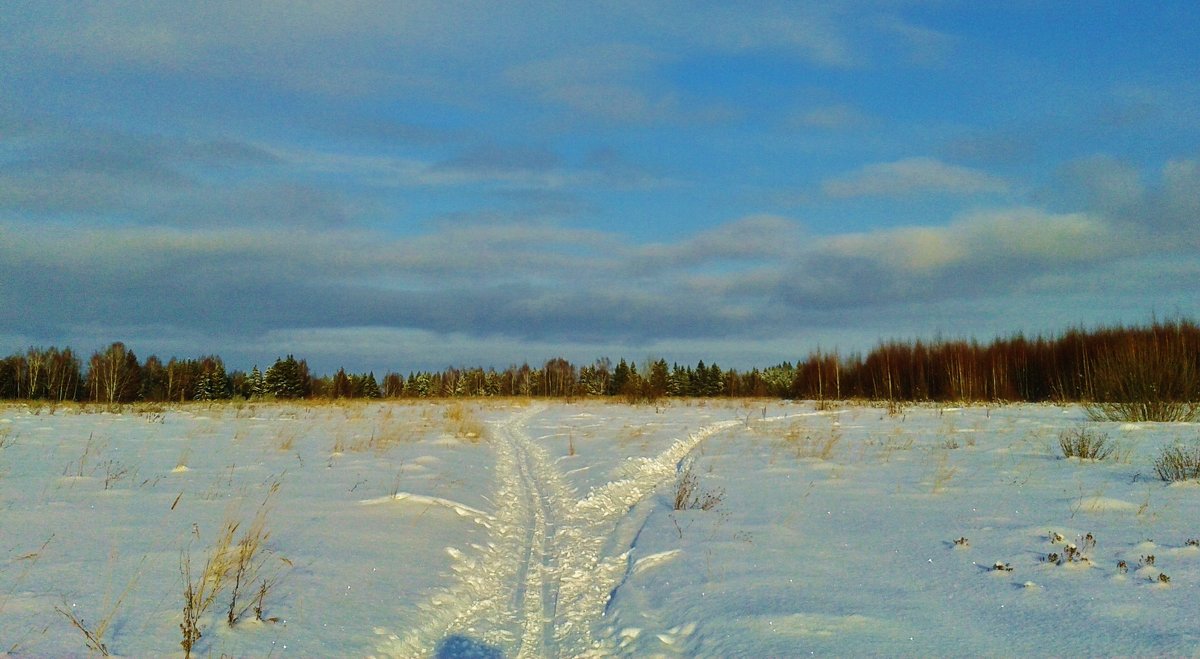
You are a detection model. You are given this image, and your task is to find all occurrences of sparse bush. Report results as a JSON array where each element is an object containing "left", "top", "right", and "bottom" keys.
[
  {"left": 1058, "top": 426, "right": 1115, "bottom": 461},
  {"left": 673, "top": 458, "right": 724, "bottom": 511},
  {"left": 1154, "top": 444, "right": 1200, "bottom": 482}
]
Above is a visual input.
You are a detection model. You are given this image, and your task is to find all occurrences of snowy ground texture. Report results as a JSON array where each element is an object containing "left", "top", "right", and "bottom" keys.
[{"left": 2, "top": 399, "right": 1200, "bottom": 657}]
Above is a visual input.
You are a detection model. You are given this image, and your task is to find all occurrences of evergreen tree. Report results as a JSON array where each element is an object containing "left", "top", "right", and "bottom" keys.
[
  {"left": 248, "top": 366, "right": 266, "bottom": 399},
  {"left": 611, "top": 359, "right": 631, "bottom": 396},
  {"left": 411, "top": 372, "right": 432, "bottom": 397},
  {"left": 669, "top": 363, "right": 689, "bottom": 396},
  {"left": 194, "top": 357, "right": 230, "bottom": 401},
  {"left": 648, "top": 359, "right": 669, "bottom": 400},
  {"left": 691, "top": 361, "right": 706, "bottom": 396},
  {"left": 360, "top": 372, "right": 382, "bottom": 398},
  {"left": 266, "top": 355, "right": 307, "bottom": 399},
  {"left": 704, "top": 362, "right": 725, "bottom": 396}
]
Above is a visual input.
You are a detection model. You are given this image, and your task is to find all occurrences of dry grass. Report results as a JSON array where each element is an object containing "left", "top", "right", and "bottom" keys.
[
  {"left": 1154, "top": 443, "right": 1200, "bottom": 482},
  {"left": 174, "top": 447, "right": 192, "bottom": 472},
  {"left": 673, "top": 458, "right": 724, "bottom": 511},
  {"left": 62, "top": 432, "right": 104, "bottom": 478},
  {"left": 180, "top": 478, "right": 286, "bottom": 657},
  {"left": 928, "top": 452, "right": 958, "bottom": 493},
  {"left": 778, "top": 420, "right": 842, "bottom": 460},
  {"left": 1, "top": 535, "right": 54, "bottom": 625},
  {"left": 54, "top": 557, "right": 142, "bottom": 657},
  {"left": 273, "top": 425, "right": 299, "bottom": 451},
  {"left": 1058, "top": 426, "right": 1115, "bottom": 461},
  {"left": 443, "top": 403, "right": 486, "bottom": 441},
  {"left": 224, "top": 480, "right": 283, "bottom": 626},
  {"left": 180, "top": 519, "right": 237, "bottom": 657}
]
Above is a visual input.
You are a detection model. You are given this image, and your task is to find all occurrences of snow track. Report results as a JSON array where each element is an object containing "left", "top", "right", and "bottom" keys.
[{"left": 376, "top": 406, "right": 739, "bottom": 657}]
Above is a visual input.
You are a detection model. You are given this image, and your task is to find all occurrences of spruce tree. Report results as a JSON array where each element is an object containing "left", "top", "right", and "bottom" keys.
[
  {"left": 266, "top": 355, "right": 306, "bottom": 399},
  {"left": 361, "top": 372, "right": 382, "bottom": 398},
  {"left": 194, "top": 358, "right": 230, "bottom": 401},
  {"left": 248, "top": 366, "right": 266, "bottom": 399}
]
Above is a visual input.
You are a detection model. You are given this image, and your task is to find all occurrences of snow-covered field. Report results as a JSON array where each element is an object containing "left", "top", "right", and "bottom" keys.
[{"left": 2, "top": 399, "right": 1199, "bottom": 657}]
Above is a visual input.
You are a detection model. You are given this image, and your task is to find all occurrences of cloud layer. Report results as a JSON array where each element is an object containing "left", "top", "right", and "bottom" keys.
[{"left": 2, "top": 3, "right": 1198, "bottom": 373}]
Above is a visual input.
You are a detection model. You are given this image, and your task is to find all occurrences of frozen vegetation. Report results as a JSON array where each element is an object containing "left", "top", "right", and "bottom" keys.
[{"left": 2, "top": 399, "right": 1199, "bottom": 656}]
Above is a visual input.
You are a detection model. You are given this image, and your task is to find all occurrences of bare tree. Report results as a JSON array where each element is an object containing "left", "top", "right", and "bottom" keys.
[{"left": 88, "top": 342, "right": 141, "bottom": 405}]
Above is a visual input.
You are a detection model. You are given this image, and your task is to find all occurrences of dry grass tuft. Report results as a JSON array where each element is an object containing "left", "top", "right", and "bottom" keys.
[
  {"left": 180, "top": 477, "right": 287, "bottom": 657},
  {"left": 673, "top": 458, "right": 724, "bottom": 511},
  {"left": 1059, "top": 426, "right": 1115, "bottom": 461},
  {"left": 1154, "top": 443, "right": 1200, "bottom": 482},
  {"left": 180, "top": 519, "right": 237, "bottom": 657},
  {"left": 779, "top": 421, "right": 841, "bottom": 460},
  {"left": 443, "top": 403, "right": 486, "bottom": 441},
  {"left": 55, "top": 554, "right": 143, "bottom": 657},
  {"left": 273, "top": 426, "right": 299, "bottom": 451}
]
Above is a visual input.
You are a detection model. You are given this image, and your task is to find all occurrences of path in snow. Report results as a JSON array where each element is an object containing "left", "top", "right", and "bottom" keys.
[{"left": 376, "top": 405, "right": 741, "bottom": 657}]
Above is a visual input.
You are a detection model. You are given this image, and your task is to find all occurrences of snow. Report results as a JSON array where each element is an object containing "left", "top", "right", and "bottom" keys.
[{"left": 2, "top": 400, "right": 1200, "bottom": 656}]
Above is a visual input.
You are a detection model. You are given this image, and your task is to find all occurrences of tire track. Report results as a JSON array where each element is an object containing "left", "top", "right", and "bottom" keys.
[
  {"left": 376, "top": 406, "right": 740, "bottom": 658},
  {"left": 503, "top": 412, "right": 567, "bottom": 658}
]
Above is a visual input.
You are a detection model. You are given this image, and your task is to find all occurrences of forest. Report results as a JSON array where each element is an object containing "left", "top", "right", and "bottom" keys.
[{"left": 1, "top": 319, "right": 1198, "bottom": 407}]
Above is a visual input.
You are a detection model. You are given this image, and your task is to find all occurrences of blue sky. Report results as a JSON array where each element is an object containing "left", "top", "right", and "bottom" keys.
[{"left": 2, "top": 1, "right": 1198, "bottom": 375}]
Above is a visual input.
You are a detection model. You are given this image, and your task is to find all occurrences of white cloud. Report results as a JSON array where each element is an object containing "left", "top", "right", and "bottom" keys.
[
  {"left": 823, "top": 157, "right": 1010, "bottom": 198},
  {"left": 822, "top": 207, "right": 1114, "bottom": 275}
]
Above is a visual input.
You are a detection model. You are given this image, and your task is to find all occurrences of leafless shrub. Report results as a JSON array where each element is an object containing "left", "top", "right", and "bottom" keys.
[
  {"left": 1154, "top": 444, "right": 1200, "bottom": 482},
  {"left": 1084, "top": 332, "right": 1200, "bottom": 422},
  {"left": 673, "top": 458, "right": 724, "bottom": 511},
  {"left": 1058, "top": 426, "right": 1115, "bottom": 461}
]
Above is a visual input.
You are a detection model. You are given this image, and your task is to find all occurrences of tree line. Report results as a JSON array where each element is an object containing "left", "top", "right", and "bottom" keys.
[{"left": 1, "top": 319, "right": 1197, "bottom": 404}]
